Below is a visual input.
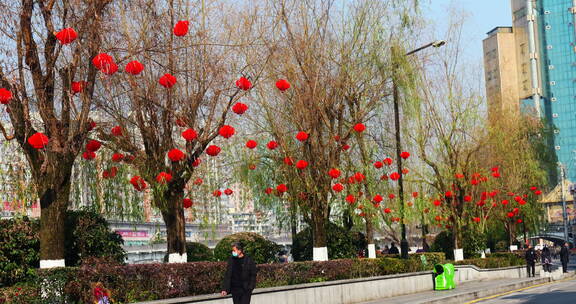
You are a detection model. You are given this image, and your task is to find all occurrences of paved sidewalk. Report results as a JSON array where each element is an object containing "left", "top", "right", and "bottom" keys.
[{"left": 357, "top": 276, "right": 558, "bottom": 304}]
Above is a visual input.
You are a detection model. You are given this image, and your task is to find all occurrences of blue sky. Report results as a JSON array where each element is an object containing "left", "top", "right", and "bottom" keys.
[{"left": 423, "top": 0, "right": 512, "bottom": 64}]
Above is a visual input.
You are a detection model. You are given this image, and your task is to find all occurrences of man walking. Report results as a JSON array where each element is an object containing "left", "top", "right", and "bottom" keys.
[
  {"left": 560, "top": 242, "right": 570, "bottom": 273},
  {"left": 388, "top": 242, "right": 399, "bottom": 255},
  {"left": 541, "top": 245, "right": 552, "bottom": 272},
  {"left": 525, "top": 244, "right": 537, "bottom": 277},
  {"left": 221, "top": 242, "right": 257, "bottom": 304}
]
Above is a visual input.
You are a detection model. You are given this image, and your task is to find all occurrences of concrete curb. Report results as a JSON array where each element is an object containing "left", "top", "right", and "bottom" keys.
[{"left": 421, "top": 272, "right": 576, "bottom": 304}]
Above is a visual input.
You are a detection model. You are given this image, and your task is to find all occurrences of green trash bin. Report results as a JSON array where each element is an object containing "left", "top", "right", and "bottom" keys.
[{"left": 434, "top": 263, "right": 456, "bottom": 290}]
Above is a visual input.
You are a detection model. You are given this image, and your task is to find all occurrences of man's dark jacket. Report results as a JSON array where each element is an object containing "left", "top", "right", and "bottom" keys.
[
  {"left": 560, "top": 246, "right": 570, "bottom": 263},
  {"left": 222, "top": 255, "right": 257, "bottom": 293},
  {"left": 525, "top": 248, "right": 537, "bottom": 264}
]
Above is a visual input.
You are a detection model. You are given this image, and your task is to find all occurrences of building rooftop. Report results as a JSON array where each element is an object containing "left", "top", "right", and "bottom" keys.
[{"left": 486, "top": 26, "right": 513, "bottom": 36}]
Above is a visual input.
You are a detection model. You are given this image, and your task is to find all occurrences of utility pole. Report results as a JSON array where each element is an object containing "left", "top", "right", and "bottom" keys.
[{"left": 560, "top": 163, "right": 569, "bottom": 243}]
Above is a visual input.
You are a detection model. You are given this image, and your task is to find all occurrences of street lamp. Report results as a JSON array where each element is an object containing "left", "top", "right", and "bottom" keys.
[{"left": 394, "top": 40, "right": 446, "bottom": 259}]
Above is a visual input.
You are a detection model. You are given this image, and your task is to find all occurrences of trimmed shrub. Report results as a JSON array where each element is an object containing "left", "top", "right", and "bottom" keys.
[
  {"left": 292, "top": 222, "right": 356, "bottom": 261},
  {"left": 0, "top": 253, "right": 529, "bottom": 303},
  {"left": 454, "top": 256, "right": 525, "bottom": 268},
  {"left": 0, "top": 217, "right": 39, "bottom": 288},
  {"left": 0, "top": 210, "right": 125, "bottom": 288},
  {"left": 186, "top": 242, "right": 214, "bottom": 262},
  {"left": 430, "top": 231, "right": 455, "bottom": 260},
  {"left": 64, "top": 210, "right": 126, "bottom": 266},
  {"left": 214, "top": 232, "right": 279, "bottom": 264},
  {"left": 462, "top": 227, "right": 487, "bottom": 259}
]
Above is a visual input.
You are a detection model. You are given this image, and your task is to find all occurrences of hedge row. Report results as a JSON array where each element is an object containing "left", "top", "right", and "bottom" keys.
[{"left": 0, "top": 252, "right": 526, "bottom": 304}]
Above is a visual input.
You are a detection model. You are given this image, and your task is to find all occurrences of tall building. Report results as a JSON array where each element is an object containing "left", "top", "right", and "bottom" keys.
[{"left": 484, "top": 0, "right": 576, "bottom": 181}]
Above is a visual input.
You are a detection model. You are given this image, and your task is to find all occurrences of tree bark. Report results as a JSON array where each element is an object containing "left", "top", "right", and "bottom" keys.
[
  {"left": 159, "top": 189, "right": 187, "bottom": 263},
  {"left": 36, "top": 159, "right": 74, "bottom": 267}
]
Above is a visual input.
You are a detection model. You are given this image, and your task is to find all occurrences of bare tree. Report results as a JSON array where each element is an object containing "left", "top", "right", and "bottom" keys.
[{"left": 0, "top": 0, "right": 114, "bottom": 268}]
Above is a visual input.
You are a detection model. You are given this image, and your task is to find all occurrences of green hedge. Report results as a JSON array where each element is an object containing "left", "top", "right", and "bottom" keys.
[
  {"left": 214, "top": 232, "right": 280, "bottom": 264},
  {"left": 291, "top": 222, "right": 356, "bottom": 261},
  {"left": 0, "top": 252, "right": 532, "bottom": 303}
]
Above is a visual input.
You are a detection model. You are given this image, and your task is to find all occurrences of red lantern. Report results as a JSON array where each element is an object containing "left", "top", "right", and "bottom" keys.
[
  {"left": 530, "top": 186, "right": 537, "bottom": 191},
  {"left": 206, "top": 145, "right": 221, "bottom": 156},
  {"left": 296, "top": 131, "right": 309, "bottom": 142},
  {"left": 267, "top": 141, "right": 279, "bottom": 150},
  {"left": 111, "top": 126, "right": 123, "bottom": 136},
  {"left": 492, "top": 172, "right": 501, "bottom": 178},
  {"left": 92, "top": 53, "right": 114, "bottom": 70},
  {"left": 112, "top": 153, "right": 124, "bottom": 162},
  {"left": 235, "top": 77, "right": 252, "bottom": 90},
  {"left": 71, "top": 81, "right": 86, "bottom": 95},
  {"left": 130, "top": 176, "right": 147, "bottom": 191},
  {"left": 346, "top": 195, "right": 356, "bottom": 204},
  {"left": 374, "top": 161, "right": 383, "bottom": 169},
  {"left": 101, "top": 62, "right": 118, "bottom": 75},
  {"left": 248, "top": 164, "right": 256, "bottom": 170},
  {"left": 82, "top": 151, "right": 96, "bottom": 160},
  {"left": 402, "top": 168, "right": 409, "bottom": 175},
  {"left": 388, "top": 193, "right": 395, "bottom": 200},
  {"left": 433, "top": 200, "right": 441, "bottom": 207},
  {"left": 182, "top": 129, "right": 198, "bottom": 141},
  {"left": 282, "top": 157, "right": 294, "bottom": 166},
  {"left": 516, "top": 219, "right": 523, "bottom": 224},
  {"left": 534, "top": 190, "right": 542, "bottom": 195},
  {"left": 109, "top": 167, "right": 118, "bottom": 178},
  {"left": 265, "top": 187, "right": 273, "bottom": 195},
  {"left": 455, "top": 173, "right": 464, "bottom": 179},
  {"left": 507, "top": 212, "right": 514, "bottom": 218},
  {"left": 373, "top": 195, "right": 383, "bottom": 203},
  {"left": 354, "top": 172, "right": 365, "bottom": 182},
  {"left": 219, "top": 125, "right": 235, "bottom": 139},
  {"left": 464, "top": 195, "right": 472, "bottom": 202},
  {"left": 213, "top": 190, "right": 222, "bottom": 197},
  {"left": 125, "top": 61, "right": 144, "bottom": 75},
  {"left": 0, "top": 88, "right": 12, "bottom": 104},
  {"left": 390, "top": 172, "right": 400, "bottom": 181},
  {"left": 224, "top": 188, "right": 233, "bottom": 195},
  {"left": 183, "top": 198, "right": 193, "bottom": 209},
  {"left": 383, "top": 158, "right": 393, "bottom": 166},
  {"left": 159, "top": 73, "right": 177, "bottom": 88},
  {"left": 491, "top": 167, "right": 499, "bottom": 172},
  {"left": 156, "top": 172, "right": 172, "bottom": 183},
  {"left": 332, "top": 183, "right": 344, "bottom": 192},
  {"left": 27, "top": 132, "right": 49, "bottom": 149},
  {"left": 342, "top": 144, "right": 350, "bottom": 151},
  {"left": 173, "top": 20, "right": 189, "bottom": 36},
  {"left": 445, "top": 191, "right": 453, "bottom": 198},
  {"left": 473, "top": 217, "right": 481, "bottom": 223},
  {"left": 55, "top": 28, "right": 77, "bottom": 45},
  {"left": 471, "top": 179, "right": 479, "bottom": 186},
  {"left": 400, "top": 151, "right": 410, "bottom": 159},
  {"left": 328, "top": 168, "right": 341, "bottom": 179},
  {"left": 412, "top": 192, "right": 418, "bottom": 198},
  {"left": 246, "top": 140, "right": 257, "bottom": 149},
  {"left": 353, "top": 123, "right": 366, "bottom": 133},
  {"left": 502, "top": 200, "right": 509, "bottom": 205},
  {"left": 232, "top": 102, "right": 248, "bottom": 115},
  {"left": 192, "top": 158, "right": 201, "bottom": 167},
  {"left": 384, "top": 208, "right": 392, "bottom": 214},
  {"left": 295, "top": 160, "right": 308, "bottom": 170},
  {"left": 86, "top": 140, "right": 102, "bottom": 152},
  {"left": 276, "top": 184, "right": 287, "bottom": 193},
  {"left": 168, "top": 148, "right": 185, "bottom": 162},
  {"left": 381, "top": 174, "right": 389, "bottom": 180},
  {"left": 275, "top": 79, "right": 291, "bottom": 91}
]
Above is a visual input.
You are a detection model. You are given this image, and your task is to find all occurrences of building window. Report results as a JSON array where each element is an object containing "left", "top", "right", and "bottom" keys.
[
  {"left": 544, "top": 10, "right": 551, "bottom": 15},
  {"left": 546, "top": 25, "right": 552, "bottom": 30},
  {"left": 549, "top": 65, "right": 555, "bottom": 70},
  {"left": 552, "top": 113, "right": 559, "bottom": 118},
  {"left": 551, "top": 97, "right": 557, "bottom": 101},
  {"left": 555, "top": 146, "right": 561, "bottom": 150},
  {"left": 550, "top": 81, "right": 556, "bottom": 86},
  {"left": 547, "top": 45, "right": 553, "bottom": 49},
  {"left": 554, "top": 129, "right": 560, "bottom": 134}
]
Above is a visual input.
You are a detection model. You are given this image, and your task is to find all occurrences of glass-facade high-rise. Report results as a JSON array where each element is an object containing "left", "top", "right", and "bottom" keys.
[
  {"left": 484, "top": 0, "right": 576, "bottom": 182},
  {"left": 538, "top": 0, "right": 576, "bottom": 180}
]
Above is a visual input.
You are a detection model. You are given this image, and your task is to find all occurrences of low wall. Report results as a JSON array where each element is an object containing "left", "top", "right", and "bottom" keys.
[{"left": 135, "top": 264, "right": 534, "bottom": 304}]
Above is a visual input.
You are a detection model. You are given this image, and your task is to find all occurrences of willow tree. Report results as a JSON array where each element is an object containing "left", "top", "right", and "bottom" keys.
[
  {"left": 0, "top": 0, "right": 114, "bottom": 268},
  {"left": 93, "top": 0, "right": 263, "bottom": 262},
  {"left": 242, "top": 0, "right": 417, "bottom": 261}
]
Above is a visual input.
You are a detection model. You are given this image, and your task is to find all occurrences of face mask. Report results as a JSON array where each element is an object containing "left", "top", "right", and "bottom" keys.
[{"left": 232, "top": 251, "right": 238, "bottom": 257}]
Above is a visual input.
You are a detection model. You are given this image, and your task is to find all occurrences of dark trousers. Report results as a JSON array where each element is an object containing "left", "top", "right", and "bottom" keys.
[
  {"left": 562, "top": 261, "right": 568, "bottom": 273},
  {"left": 231, "top": 288, "right": 252, "bottom": 304},
  {"left": 527, "top": 263, "right": 535, "bottom": 277}
]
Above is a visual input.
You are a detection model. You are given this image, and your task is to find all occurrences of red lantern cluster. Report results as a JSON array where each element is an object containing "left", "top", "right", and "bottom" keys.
[
  {"left": 111, "top": 126, "right": 123, "bottom": 136},
  {"left": 296, "top": 131, "right": 309, "bottom": 142},
  {"left": 246, "top": 140, "right": 258, "bottom": 149},
  {"left": 219, "top": 125, "right": 235, "bottom": 139},
  {"left": 0, "top": 88, "right": 12, "bottom": 104},
  {"left": 71, "top": 81, "right": 86, "bottom": 95},
  {"left": 276, "top": 79, "right": 291, "bottom": 91},
  {"left": 173, "top": 20, "right": 189, "bottom": 36},
  {"left": 125, "top": 61, "right": 145, "bottom": 75},
  {"left": 267, "top": 141, "right": 279, "bottom": 150},
  {"left": 296, "top": 160, "right": 308, "bottom": 170},
  {"left": 236, "top": 77, "right": 252, "bottom": 91},
  {"left": 130, "top": 176, "right": 147, "bottom": 191},
  {"left": 206, "top": 145, "right": 221, "bottom": 156},
  {"left": 112, "top": 153, "right": 124, "bottom": 162},
  {"left": 92, "top": 53, "right": 118, "bottom": 75},
  {"left": 224, "top": 188, "right": 233, "bottom": 196},
  {"left": 182, "top": 129, "right": 197, "bottom": 141},
  {"left": 168, "top": 148, "right": 185, "bottom": 162},
  {"left": 353, "top": 123, "right": 366, "bottom": 133},
  {"left": 332, "top": 183, "right": 344, "bottom": 192},
  {"left": 400, "top": 151, "right": 410, "bottom": 160},
  {"left": 389, "top": 172, "right": 400, "bottom": 181},
  {"left": 232, "top": 102, "right": 249, "bottom": 115},
  {"left": 156, "top": 172, "right": 172, "bottom": 183},
  {"left": 183, "top": 198, "right": 193, "bottom": 209}
]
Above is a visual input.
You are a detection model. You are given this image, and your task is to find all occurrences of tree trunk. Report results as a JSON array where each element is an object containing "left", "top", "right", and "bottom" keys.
[
  {"left": 290, "top": 200, "right": 297, "bottom": 244},
  {"left": 159, "top": 190, "right": 187, "bottom": 263},
  {"left": 311, "top": 211, "right": 328, "bottom": 261},
  {"left": 37, "top": 161, "right": 74, "bottom": 269},
  {"left": 366, "top": 218, "right": 376, "bottom": 258}
]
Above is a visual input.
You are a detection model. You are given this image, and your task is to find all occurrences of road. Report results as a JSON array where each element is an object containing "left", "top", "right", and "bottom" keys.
[
  {"left": 470, "top": 278, "right": 576, "bottom": 303},
  {"left": 471, "top": 259, "right": 576, "bottom": 304}
]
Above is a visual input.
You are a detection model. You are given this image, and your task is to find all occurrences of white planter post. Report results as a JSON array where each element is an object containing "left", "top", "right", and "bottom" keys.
[
  {"left": 313, "top": 247, "right": 328, "bottom": 261},
  {"left": 168, "top": 252, "right": 188, "bottom": 263},
  {"left": 39, "top": 259, "right": 65, "bottom": 269},
  {"left": 453, "top": 248, "right": 464, "bottom": 262},
  {"left": 368, "top": 244, "right": 376, "bottom": 258}
]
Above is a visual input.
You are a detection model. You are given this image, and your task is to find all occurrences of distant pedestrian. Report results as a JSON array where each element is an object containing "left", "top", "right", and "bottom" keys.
[
  {"left": 560, "top": 242, "right": 570, "bottom": 273},
  {"left": 541, "top": 245, "right": 552, "bottom": 272},
  {"left": 382, "top": 245, "right": 390, "bottom": 254},
  {"left": 388, "top": 243, "right": 399, "bottom": 255},
  {"left": 525, "top": 244, "right": 537, "bottom": 277},
  {"left": 221, "top": 242, "right": 257, "bottom": 304}
]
